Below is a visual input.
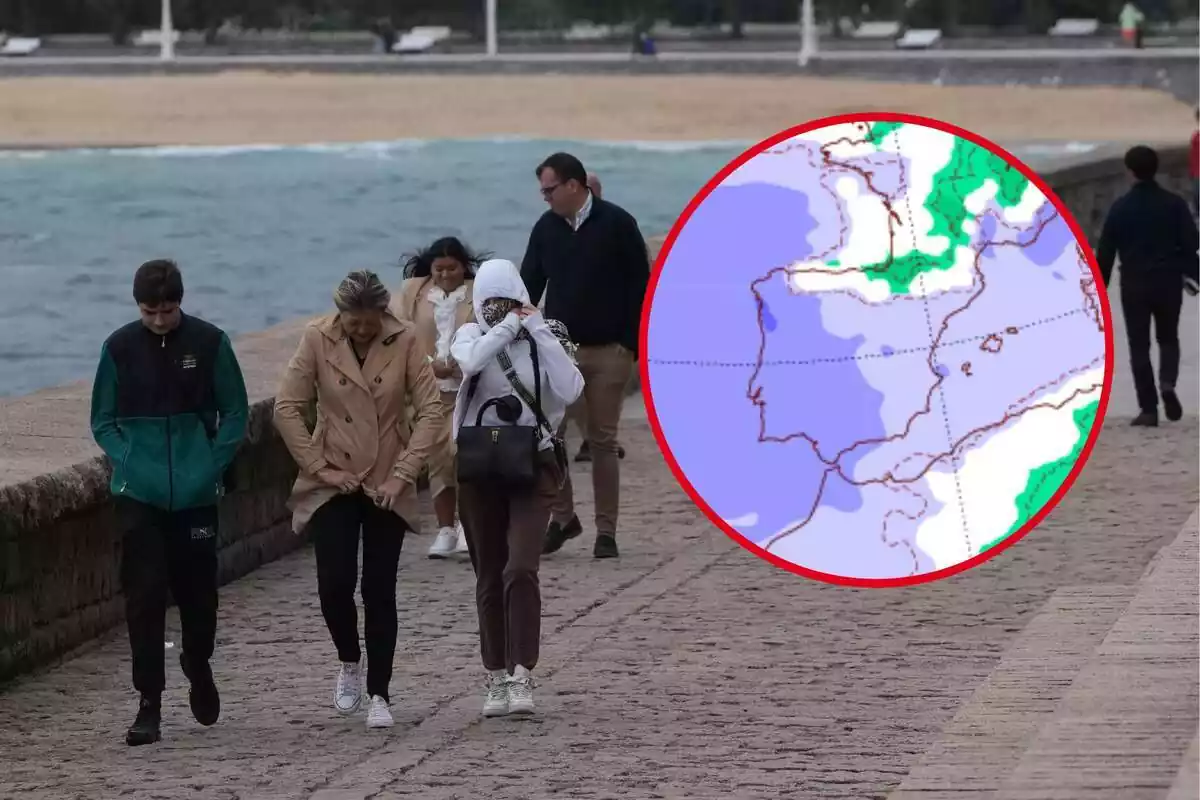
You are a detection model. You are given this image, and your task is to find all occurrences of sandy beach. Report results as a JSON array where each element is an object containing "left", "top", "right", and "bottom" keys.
[{"left": 0, "top": 72, "right": 1192, "bottom": 147}]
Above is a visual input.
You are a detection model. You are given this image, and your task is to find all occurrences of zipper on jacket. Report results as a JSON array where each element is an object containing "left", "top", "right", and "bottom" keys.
[
  {"left": 162, "top": 334, "right": 174, "bottom": 509},
  {"left": 118, "top": 442, "right": 130, "bottom": 493}
]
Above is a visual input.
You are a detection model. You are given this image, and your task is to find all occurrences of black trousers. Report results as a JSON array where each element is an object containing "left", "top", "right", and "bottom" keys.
[
  {"left": 1120, "top": 274, "right": 1183, "bottom": 414},
  {"left": 308, "top": 491, "right": 407, "bottom": 702},
  {"left": 118, "top": 498, "right": 219, "bottom": 698}
]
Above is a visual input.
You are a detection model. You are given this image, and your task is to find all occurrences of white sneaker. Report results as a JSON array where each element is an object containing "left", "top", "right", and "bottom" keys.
[
  {"left": 453, "top": 521, "right": 470, "bottom": 556},
  {"left": 482, "top": 670, "right": 509, "bottom": 717},
  {"left": 366, "top": 695, "right": 394, "bottom": 728},
  {"left": 334, "top": 661, "right": 362, "bottom": 714},
  {"left": 507, "top": 666, "right": 535, "bottom": 715},
  {"left": 428, "top": 526, "right": 458, "bottom": 559}
]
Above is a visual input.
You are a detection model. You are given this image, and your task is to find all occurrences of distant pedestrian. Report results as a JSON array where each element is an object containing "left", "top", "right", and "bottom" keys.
[
  {"left": 273, "top": 269, "right": 446, "bottom": 729},
  {"left": 1189, "top": 107, "right": 1199, "bottom": 216},
  {"left": 89, "top": 259, "right": 249, "bottom": 747},
  {"left": 521, "top": 151, "right": 650, "bottom": 559},
  {"left": 394, "top": 236, "right": 487, "bottom": 559},
  {"left": 1096, "top": 145, "right": 1200, "bottom": 427},
  {"left": 1119, "top": 2, "right": 1145, "bottom": 49},
  {"left": 451, "top": 258, "right": 583, "bottom": 717}
]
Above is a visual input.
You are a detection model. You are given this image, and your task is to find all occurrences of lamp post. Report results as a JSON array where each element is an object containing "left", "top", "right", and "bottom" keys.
[
  {"left": 485, "top": 0, "right": 498, "bottom": 57},
  {"left": 160, "top": 0, "right": 175, "bottom": 61}
]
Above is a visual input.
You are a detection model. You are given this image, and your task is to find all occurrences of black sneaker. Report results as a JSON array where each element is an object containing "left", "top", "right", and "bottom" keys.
[
  {"left": 125, "top": 694, "right": 161, "bottom": 746},
  {"left": 543, "top": 515, "right": 582, "bottom": 554},
  {"left": 593, "top": 534, "right": 619, "bottom": 559},
  {"left": 1131, "top": 411, "right": 1159, "bottom": 427},
  {"left": 180, "top": 652, "right": 221, "bottom": 726},
  {"left": 1162, "top": 389, "right": 1183, "bottom": 422}
]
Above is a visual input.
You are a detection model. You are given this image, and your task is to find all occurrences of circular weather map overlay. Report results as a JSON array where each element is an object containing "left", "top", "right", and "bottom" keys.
[{"left": 643, "top": 113, "right": 1112, "bottom": 586}]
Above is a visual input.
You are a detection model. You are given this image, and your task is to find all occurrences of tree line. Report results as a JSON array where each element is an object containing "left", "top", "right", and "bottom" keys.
[{"left": 1, "top": 0, "right": 1195, "bottom": 41}]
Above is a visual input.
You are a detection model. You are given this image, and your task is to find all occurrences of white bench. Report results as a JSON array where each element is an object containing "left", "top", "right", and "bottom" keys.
[
  {"left": 563, "top": 22, "right": 612, "bottom": 41},
  {"left": 132, "top": 29, "right": 181, "bottom": 47},
  {"left": 896, "top": 28, "right": 942, "bottom": 49},
  {"left": 852, "top": 20, "right": 901, "bottom": 39},
  {"left": 1049, "top": 18, "right": 1100, "bottom": 36},
  {"left": 0, "top": 36, "right": 40, "bottom": 56},
  {"left": 391, "top": 25, "right": 452, "bottom": 54}
]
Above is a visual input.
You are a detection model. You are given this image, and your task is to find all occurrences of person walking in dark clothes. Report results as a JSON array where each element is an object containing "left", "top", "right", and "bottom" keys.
[
  {"left": 520, "top": 152, "right": 650, "bottom": 559},
  {"left": 90, "top": 259, "right": 249, "bottom": 746},
  {"left": 1096, "top": 145, "right": 1200, "bottom": 427}
]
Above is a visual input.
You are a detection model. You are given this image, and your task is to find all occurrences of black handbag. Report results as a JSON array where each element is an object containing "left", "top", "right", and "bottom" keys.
[{"left": 456, "top": 336, "right": 566, "bottom": 487}]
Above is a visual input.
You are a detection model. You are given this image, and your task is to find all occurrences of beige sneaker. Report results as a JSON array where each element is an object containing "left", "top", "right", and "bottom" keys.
[{"left": 507, "top": 666, "right": 535, "bottom": 715}]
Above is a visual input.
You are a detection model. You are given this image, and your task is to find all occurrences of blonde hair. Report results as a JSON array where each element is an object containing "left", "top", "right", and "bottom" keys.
[{"left": 333, "top": 269, "right": 391, "bottom": 313}]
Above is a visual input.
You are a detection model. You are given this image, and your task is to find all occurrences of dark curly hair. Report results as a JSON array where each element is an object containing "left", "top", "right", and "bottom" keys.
[{"left": 401, "top": 236, "right": 491, "bottom": 280}]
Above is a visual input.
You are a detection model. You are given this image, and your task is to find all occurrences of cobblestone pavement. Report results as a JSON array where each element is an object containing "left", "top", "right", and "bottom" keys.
[{"left": 0, "top": 409, "right": 1196, "bottom": 800}]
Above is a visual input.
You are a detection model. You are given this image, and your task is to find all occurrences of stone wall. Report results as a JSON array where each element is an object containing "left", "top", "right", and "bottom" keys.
[{"left": 0, "top": 143, "right": 1193, "bottom": 684}]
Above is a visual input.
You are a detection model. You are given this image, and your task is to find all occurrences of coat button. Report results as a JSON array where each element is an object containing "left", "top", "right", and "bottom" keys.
[
  {"left": 344, "top": 452, "right": 351, "bottom": 460},
  {"left": 345, "top": 415, "right": 352, "bottom": 423},
  {"left": 374, "top": 377, "right": 382, "bottom": 383},
  {"left": 339, "top": 377, "right": 347, "bottom": 386}
]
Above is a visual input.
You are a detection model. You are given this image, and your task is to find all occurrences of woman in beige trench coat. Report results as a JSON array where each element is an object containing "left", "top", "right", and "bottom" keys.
[{"left": 273, "top": 269, "right": 446, "bottom": 730}]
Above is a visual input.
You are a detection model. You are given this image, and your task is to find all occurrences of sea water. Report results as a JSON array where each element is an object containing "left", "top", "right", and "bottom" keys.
[{"left": 0, "top": 137, "right": 1097, "bottom": 396}]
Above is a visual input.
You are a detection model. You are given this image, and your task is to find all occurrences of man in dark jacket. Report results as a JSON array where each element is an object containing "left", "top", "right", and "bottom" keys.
[
  {"left": 90, "top": 259, "right": 249, "bottom": 746},
  {"left": 1096, "top": 145, "right": 1200, "bottom": 427},
  {"left": 521, "top": 152, "right": 650, "bottom": 559}
]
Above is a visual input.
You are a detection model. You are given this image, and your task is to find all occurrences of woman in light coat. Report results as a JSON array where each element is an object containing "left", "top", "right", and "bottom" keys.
[
  {"left": 274, "top": 269, "right": 445, "bottom": 729},
  {"left": 450, "top": 258, "right": 584, "bottom": 718},
  {"left": 393, "top": 236, "right": 485, "bottom": 558}
]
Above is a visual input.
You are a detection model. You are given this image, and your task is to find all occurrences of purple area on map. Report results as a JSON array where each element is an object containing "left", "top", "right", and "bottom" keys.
[
  {"left": 1020, "top": 206, "right": 1077, "bottom": 267},
  {"left": 750, "top": 278, "right": 888, "bottom": 466},
  {"left": 918, "top": 212, "right": 1101, "bottom": 459},
  {"left": 647, "top": 182, "right": 834, "bottom": 543},
  {"left": 981, "top": 201, "right": 1074, "bottom": 268},
  {"left": 773, "top": 475, "right": 940, "bottom": 578}
]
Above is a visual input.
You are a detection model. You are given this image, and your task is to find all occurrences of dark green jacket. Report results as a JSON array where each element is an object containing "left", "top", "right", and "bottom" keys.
[{"left": 90, "top": 314, "right": 249, "bottom": 511}]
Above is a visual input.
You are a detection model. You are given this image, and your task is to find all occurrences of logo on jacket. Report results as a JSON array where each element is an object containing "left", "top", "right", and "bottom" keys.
[
  {"left": 180, "top": 354, "right": 197, "bottom": 370},
  {"left": 190, "top": 526, "right": 215, "bottom": 540}
]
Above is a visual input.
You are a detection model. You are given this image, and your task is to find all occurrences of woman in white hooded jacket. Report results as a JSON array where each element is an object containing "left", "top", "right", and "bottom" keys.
[{"left": 450, "top": 258, "right": 584, "bottom": 717}]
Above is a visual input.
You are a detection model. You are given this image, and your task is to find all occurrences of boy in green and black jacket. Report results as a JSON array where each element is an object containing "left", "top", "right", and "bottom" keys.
[{"left": 90, "top": 259, "right": 248, "bottom": 747}]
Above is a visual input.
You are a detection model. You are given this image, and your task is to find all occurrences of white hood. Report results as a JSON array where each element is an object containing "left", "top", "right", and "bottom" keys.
[{"left": 471, "top": 258, "right": 530, "bottom": 331}]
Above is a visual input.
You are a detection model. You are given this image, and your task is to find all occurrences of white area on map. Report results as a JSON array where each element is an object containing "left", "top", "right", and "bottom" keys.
[
  {"left": 725, "top": 512, "right": 760, "bottom": 528},
  {"left": 916, "top": 367, "right": 1103, "bottom": 568},
  {"left": 787, "top": 124, "right": 968, "bottom": 301},
  {"left": 1001, "top": 181, "right": 1047, "bottom": 225}
]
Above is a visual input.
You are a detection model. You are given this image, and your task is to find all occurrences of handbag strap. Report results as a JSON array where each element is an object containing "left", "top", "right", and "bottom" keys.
[
  {"left": 453, "top": 331, "right": 556, "bottom": 439},
  {"left": 496, "top": 337, "right": 557, "bottom": 440}
]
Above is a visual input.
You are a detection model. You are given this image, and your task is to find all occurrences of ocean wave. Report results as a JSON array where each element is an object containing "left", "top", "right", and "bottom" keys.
[
  {"left": 583, "top": 138, "right": 756, "bottom": 152},
  {"left": 0, "top": 136, "right": 1103, "bottom": 163},
  {"left": 0, "top": 136, "right": 752, "bottom": 160}
]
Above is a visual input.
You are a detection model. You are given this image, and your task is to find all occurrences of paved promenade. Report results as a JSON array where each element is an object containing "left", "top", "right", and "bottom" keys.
[{"left": 0, "top": 399, "right": 1196, "bottom": 799}]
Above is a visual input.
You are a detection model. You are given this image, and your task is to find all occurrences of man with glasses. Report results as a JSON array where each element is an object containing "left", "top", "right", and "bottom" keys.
[{"left": 521, "top": 152, "right": 650, "bottom": 559}]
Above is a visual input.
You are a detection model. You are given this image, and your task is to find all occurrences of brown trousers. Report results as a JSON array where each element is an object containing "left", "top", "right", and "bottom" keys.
[
  {"left": 459, "top": 451, "right": 562, "bottom": 672},
  {"left": 552, "top": 343, "right": 635, "bottom": 536}
]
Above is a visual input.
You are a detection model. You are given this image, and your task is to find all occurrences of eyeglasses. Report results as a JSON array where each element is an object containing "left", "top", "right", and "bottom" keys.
[{"left": 540, "top": 183, "right": 561, "bottom": 198}]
